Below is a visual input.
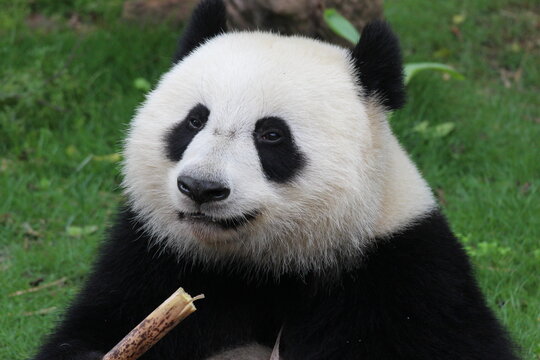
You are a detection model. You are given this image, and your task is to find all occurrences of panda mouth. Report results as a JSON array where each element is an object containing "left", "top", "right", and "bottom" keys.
[{"left": 178, "top": 211, "right": 258, "bottom": 230}]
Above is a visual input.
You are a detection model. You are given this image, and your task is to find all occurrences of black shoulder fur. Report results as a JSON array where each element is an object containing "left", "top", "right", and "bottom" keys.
[{"left": 31, "top": 209, "right": 519, "bottom": 360}]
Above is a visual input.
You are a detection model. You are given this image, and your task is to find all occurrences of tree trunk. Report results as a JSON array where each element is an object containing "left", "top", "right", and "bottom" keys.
[
  {"left": 122, "top": 0, "right": 200, "bottom": 25},
  {"left": 224, "top": 0, "right": 383, "bottom": 46},
  {"left": 122, "top": 0, "right": 384, "bottom": 46}
]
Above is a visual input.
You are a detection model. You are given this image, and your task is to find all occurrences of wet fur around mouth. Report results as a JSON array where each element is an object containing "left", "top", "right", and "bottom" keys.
[{"left": 178, "top": 211, "right": 258, "bottom": 230}]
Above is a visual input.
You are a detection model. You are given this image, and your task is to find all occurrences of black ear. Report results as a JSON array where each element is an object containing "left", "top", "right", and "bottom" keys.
[
  {"left": 173, "top": 0, "right": 227, "bottom": 63},
  {"left": 351, "top": 21, "right": 406, "bottom": 110}
]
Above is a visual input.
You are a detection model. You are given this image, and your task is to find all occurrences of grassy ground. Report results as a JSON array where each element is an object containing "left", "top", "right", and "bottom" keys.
[{"left": 1, "top": 0, "right": 538, "bottom": 358}]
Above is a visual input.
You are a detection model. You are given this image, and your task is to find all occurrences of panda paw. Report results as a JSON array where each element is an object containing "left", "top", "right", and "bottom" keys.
[{"left": 206, "top": 343, "right": 275, "bottom": 360}]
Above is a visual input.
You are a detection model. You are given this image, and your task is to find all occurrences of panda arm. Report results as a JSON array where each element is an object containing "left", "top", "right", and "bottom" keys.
[
  {"left": 32, "top": 208, "right": 272, "bottom": 360},
  {"left": 280, "top": 212, "right": 518, "bottom": 359},
  {"left": 31, "top": 209, "right": 196, "bottom": 360}
]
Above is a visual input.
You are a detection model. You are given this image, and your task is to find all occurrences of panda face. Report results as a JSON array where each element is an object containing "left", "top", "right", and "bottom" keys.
[
  {"left": 164, "top": 102, "right": 307, "bottom": 236},
  {"left": 122, "top": 32, "right": 434, "bottom": 274}
]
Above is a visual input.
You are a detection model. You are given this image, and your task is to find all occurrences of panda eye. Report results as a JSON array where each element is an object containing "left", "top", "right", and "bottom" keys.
[
  {"left": 188, "top": 116, "right": 204, "bottom": 130},
  {"left": 259, "top": 130, "right": 283, "bottom": 144}
]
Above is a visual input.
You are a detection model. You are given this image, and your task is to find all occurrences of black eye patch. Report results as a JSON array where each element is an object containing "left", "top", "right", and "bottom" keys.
[
  {"left": 164, "top": 104, "right": 210, "bottom": 162},
  {"left": 253, "top": 117, "right": 306, "bottom": 183}
]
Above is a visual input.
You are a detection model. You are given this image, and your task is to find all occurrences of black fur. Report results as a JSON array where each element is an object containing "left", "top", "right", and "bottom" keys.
[
  {"left": 165, "top": 103, "right": 210, "bottom": 162},
  {"left": 351, "top": 21, "right": 406, "bottom": 110},
  {"left": 32, "top": 209, "right": 518, "bottom": 360},
  {"left": 173, "top": 0, "right": 227, "bottom": 63},
  {"left": 253, "top": 117, "right": 306, "bottom": 183}
]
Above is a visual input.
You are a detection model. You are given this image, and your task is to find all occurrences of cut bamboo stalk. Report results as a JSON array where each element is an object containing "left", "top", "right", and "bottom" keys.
[{"left": 103, "top": 288, "right": 204, "bottom": 360}]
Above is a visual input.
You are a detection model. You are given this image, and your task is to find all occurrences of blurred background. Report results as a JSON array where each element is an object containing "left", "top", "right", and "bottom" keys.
[{"left": 0, "top": 0, "right": 538, "bottom": 358}]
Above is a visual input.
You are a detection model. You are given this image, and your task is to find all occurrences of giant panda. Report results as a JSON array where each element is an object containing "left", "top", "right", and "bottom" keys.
[{"left": 32, "top": 0, "right": 519, "bottom": 359}]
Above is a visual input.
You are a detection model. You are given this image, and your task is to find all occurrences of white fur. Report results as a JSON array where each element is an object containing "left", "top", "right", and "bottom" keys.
[
  {"left": 122, "top": 32, "right": 435, "bottom": 275},
  {"left": 205, "top": 343, "right": 274, "bottom": 360}
]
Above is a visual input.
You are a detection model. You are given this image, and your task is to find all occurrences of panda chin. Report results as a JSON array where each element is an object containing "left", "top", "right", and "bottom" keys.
[{"left": 177, "top": 211, "right": 258, "bottom": 231}]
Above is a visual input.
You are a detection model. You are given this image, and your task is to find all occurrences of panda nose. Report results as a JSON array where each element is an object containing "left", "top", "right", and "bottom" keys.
[{"left": 177, "top": 176, "right": 230, "bottom": 204}]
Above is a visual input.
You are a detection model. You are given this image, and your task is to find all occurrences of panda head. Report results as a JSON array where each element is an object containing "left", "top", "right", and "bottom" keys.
[{"left": 122, "top": 0, "right": 434, "bottom": 274}]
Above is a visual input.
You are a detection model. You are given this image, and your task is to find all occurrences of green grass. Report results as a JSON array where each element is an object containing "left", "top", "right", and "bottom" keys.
[{"left": 1, "top": 0, "right": 538, "bottom": 359}]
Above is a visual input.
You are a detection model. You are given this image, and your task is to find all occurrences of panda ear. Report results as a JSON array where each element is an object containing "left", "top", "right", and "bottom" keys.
[
  {"left": 351, "top": 21, "right": 406, "bottom": 110},
  {"left": 173, "top": 0, "right": 227, "bottom": 63}
]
